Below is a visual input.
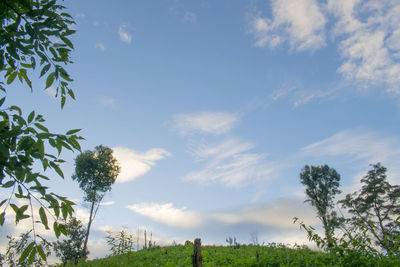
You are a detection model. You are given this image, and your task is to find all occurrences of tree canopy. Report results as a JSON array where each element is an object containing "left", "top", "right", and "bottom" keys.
[{"left": 300, "top": 164, "right": 341, "bottom": 240}]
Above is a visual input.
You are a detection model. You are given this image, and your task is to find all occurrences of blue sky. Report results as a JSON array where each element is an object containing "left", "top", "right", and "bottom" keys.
[{"left": 2, "top": 0, "right": 400, "bottom": 261}]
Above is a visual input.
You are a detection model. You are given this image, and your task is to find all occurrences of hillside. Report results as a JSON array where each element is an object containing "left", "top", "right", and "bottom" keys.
[{"left": 67, "top": 243, "right": 399, "bottom": 267}]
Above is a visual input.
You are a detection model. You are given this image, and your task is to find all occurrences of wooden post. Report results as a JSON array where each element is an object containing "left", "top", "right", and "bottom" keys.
[{"left": 193, "top": 238, "right": 202, "bottom": 267}]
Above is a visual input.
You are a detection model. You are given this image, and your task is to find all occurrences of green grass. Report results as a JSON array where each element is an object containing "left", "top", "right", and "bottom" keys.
[{"left": 69, "top": 244, "right": 400, "bottom": 267}]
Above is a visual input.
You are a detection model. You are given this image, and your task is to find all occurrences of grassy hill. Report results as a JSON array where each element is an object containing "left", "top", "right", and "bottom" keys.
[{"left": 67, "top": 243, "right": 399, "bottom": 267}]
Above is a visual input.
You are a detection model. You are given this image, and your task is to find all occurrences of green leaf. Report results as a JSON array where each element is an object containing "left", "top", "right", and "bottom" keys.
[
  {"left": 27, "top": 246, "right": 37, "bottom": 265},
  {"left": 19, "top": 241, "right": 35, "bottom": 264},
  {"left": 39, "top": 207, "right": 49, "bottom": 229},
  {"left": 6, "top": 71, "right": 17, "bottom": 84},
  {"left": 54, "top": 221, "right": 61, "bottom": 238},
  {"left": 21, "top": 69, "right": 32, "bottom": 89},
  {"left": 34, "top": 123, "right": 49, "bottom": 132},
  {"left": 50, "top": 161, "right": 64, "bottom": 178},
  {"left": 2, "top": 180, "right": 15, "bottom": 188},
  {"left": 61, "top": 95, "right": 66, "bottom": 108},
  {"left": 40, "top": 64, "right": 51, "bottom": 77},
  {"left": 61, "top": 36, "right": 74, "bottom": 48},
  {"left": 67, "top": 88, "right": 75, "bottom": 99},
  {"left": 27, "top": 111, "right": 35, "bottom": 123},
  {"left": 66, "top": 128, "right": 81, "bottom": 135},
  {"left": 45, "top": 72, "right": 56, "bottom": 89},
  {"left": 36, "top": 245, "right": 46, "bottom": 261},
  {"left": 61, "top": 202, "right": 68, "bottom": 220},
  {"left": 0, "top": 199, "right": 6, "bottom": 207},
  {"left": 0, "top": 212, "right": 5, "bottom": 226},
  {"left": 0, "top": 97, "right": 5, "bottom": 107}
]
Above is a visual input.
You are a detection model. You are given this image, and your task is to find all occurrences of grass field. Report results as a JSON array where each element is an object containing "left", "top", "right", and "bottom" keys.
[{"left": 68, "top": 243, "right": 400, "bottom": 267}]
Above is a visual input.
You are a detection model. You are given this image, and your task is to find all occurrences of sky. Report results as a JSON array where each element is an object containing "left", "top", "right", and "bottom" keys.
[{"left": 2, "top": 0, "right": 400, "bottom": 262}]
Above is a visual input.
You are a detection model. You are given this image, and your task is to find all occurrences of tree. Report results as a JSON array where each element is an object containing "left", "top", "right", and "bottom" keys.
[
  {"left": 300, "top": 164, "right": 342, "bottom": 241},
  {"left": 339, "top": 163, "right": 400, "bottom": 255},
  {"left": 72, "top": 145, "right": 120, "bottom": 256},
  {"left": 1, "top": 0, "right": 81, "bottom": 264},
  {"left": 53, "top": 217, "right": 87, "bottom": 265}
]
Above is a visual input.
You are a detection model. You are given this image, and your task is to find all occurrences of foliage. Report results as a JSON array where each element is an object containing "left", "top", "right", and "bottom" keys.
[
  {"left": 72, "top": 145, "right": 121, "bottom": 256},
  {"left": 339, "top": 163, "right": 400, "bottom": 255},
  {"left": 0, "top": 231, "right": 52, "bottom": 267},
  {"left": 1, "top": 0, "right": 80, "bottom": 264},
  {"left": 300, "top": 164, "right": 342, "bottom": 240},
  {"left": 67, "top": 242, "right": 400, "bottom": 267},
  {"left": 53, "top": 217, "right": 88, "bottom": 265},
  {"left": 294, "top": 217, "right": 400, "bottom": 266},
  {"left": 106, "top": 229, "right": 135, "bottom": 256},
  {"left": 1, "top": 0, "right": 76, "bottom": 106},
  {"left": 225, "top": 236, "right": 240, "bottom": 249}
]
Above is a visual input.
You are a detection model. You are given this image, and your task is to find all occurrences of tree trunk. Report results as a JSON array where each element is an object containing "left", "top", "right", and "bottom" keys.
[{"left": 83, "top": 191, "right": 96, "bottom": 257}]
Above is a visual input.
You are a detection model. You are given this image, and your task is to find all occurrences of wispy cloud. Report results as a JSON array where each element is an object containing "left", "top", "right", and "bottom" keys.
[
  {"left": 213, "top": 198, "right": 317, "bottom": 229},
  {"left": 172, "top": 111, "right": 239, "bottom": 135},
  {"left": 113, "top": 147, "right": 171, "bottom": 183},
  {"left": 100, "top": 201, "right": 115, "bottom": 206},
  {"left": 249, "top": 0, "right": 326, "bottom": 51},
  {"left": 249, "top": 0, "right": 400, "bottom": 93},
  {"left": 126, "top": 202, "right": 203, "bottom": 228},
  {"left": 301, "top": 128, "right": 400, "bottom": 185},
  {"left": 95, "top": 43, "right": 106, "bottom": 52},
  {"left": 98, "top": 96, "right": 116, "bottom": 107},
  {"left": 185, "top": 138, "right": 276, "bottom": 187},
  {"left": 328, "top": 0, "right": 400, "bottom": 92},
  {"left": 118, "top": 23, "right": 132, "bottom": 44}
]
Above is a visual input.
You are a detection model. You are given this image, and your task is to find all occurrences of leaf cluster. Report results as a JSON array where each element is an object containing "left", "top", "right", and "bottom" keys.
[
  {"left": 339, "top": 163, "right": 400, "bottom": 255},
  {"left": 72, "top": 145, "right": 120, "bottom": 203},
  {"left": 1, "top": 0, "right": 76, "bottom": 107},
  {"left": 106, "top": 229, "right": 135, "bottom": 256},
  {"left": 0, "top": 231, "right": 52, "bottom": 267},
  {"left": 53, "top": 217, "right": 88, "bottom": 265},
  {"left": 0, "top": 97, "right": 83, "bottom": 228}
]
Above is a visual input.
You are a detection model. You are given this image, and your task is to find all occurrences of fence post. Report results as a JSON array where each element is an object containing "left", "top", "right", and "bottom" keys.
[{"left": 193, "top": 238, "right": 202, "bottom": 267}]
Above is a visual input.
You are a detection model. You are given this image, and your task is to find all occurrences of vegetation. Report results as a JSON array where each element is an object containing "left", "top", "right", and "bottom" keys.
[
  {"left": 53, "top": 217, "right": 88, "bottom": 265},
  {"left": 1, "top": 231, "right": 51, "bottom": 266},
  {"left": 1, "top": 0, "right": 81, "bottom": 264},
  {"left": 72, "top": 145, "right": 121, "bottom": 256},
  {"left": 67, "top": 242, "right": 400, "bottom": 267},
  {"left": 106, "top": 229, "right": 135, "bottom": 256},
  {"left": 300, "top": 165, "right": 341, "bottom": 241},
  {"left": 339, "top": 163, "right": 400, "bottom": 256}
]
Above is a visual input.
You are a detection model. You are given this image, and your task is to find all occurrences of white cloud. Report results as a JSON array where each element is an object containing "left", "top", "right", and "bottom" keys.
[
  {"left": 185, "top": 139, "right": 276, "bottom": 187},
  {"left": 126, "top": 202, "right": 203, "bottom": 228},
  {"left": 250, "top": 0, "right": 400, "bottom": 93},
  {"left": 100, "top": 201, "right": 115, "bottom": 206},
  {"left": 172, "top": 111, "right": 239, "bottom": 135},
  {"left": 328, "top": 0, "right": 400, "bottom": 92},
  {"left": 249, "top": 0, "right": 326, "bottom": 51},
  {"left": 182, "top": 11, "right": 197, "bottom": 24},
  {"left": 118, "top": 24, "right": 132, "bottom": 44},
  {"left": 95, "top": 43, "right": 106, "bottom": 52},
  {"left": 213, "top": 198, "right": 317, "bottom": 229},
  {"left": 113, "top": 147, "right": 171, "bottom": 183},
  {"left": 302, "top": 129, "right": 400, "bottom": 185}
]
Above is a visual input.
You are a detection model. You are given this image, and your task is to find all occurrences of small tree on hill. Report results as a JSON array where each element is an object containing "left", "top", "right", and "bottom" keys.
[
  {"left": 300, "top": 164, "right": 342, "bottom": 241},
  {"left": 53, "top": 217, "right": 87, "bottom": 265},
  {"left": 72, "top": 145, "right": 120, "bottom": 256},
  {"left": 339, "top": 163, "right": 400, "bottom": 255}
]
